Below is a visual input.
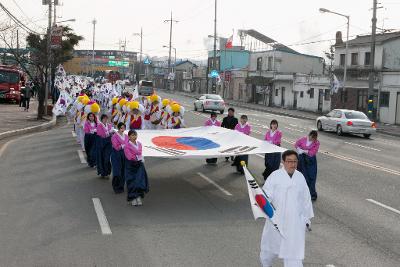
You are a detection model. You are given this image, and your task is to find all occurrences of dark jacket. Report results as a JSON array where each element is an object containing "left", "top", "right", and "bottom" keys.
[{"left": 221, "top": 115, "right": 238, "bottom": 130}]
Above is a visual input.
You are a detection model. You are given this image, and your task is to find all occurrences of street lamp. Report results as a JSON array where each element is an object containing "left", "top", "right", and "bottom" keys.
[
  {"left": 320, "top": 8, "right": 350, "bottom": 91},
  {"left": 163, "top": 45, "right": 176, "bottom": 73}
]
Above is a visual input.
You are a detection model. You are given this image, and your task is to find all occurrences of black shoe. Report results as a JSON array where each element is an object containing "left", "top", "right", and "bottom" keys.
[{"left": 311, "top": 196, "right": 317, "bottom": 201}]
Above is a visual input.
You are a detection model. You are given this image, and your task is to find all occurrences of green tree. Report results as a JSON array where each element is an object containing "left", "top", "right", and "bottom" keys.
[{"left": 26, "top": 26, "right": 83, "bottom": 119}]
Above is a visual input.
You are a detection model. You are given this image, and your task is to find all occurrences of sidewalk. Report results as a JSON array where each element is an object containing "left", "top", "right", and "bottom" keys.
[
  {"left": 163, "top": 89, "right": 400, "bottom": 137},
  {"left": 0, "top": 99, "right": 53, "bottom": 136}
]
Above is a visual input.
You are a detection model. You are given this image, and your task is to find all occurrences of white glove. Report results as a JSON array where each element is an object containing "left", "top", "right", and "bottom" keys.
[{"left": 297, "top": 148, "right": 305, "bottom": 154}]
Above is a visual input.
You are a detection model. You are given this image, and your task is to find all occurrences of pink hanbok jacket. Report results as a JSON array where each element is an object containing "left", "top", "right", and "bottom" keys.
[
  {"left": 97, "top": 122, "right": 113, "bottom": 138},
  {"left": 294, "top": 136, "right": 320, "bottom": 157},
  {"left": 235, "top": 122, "right": 251, "bottom": 135},
  {"left": 264, "top": 130, "right": 282, "bottom": 146},
  {"left": 204, "top": 118, "right": 221, "bottom": 127},
  {"left": 111, "top": 132, "right": 126, "bottom": 151},
  {"left": 124, "top": 140, "right": 143, "bottom": 161}
]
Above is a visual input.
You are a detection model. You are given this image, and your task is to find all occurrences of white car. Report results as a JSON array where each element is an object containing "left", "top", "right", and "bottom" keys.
[
  {"left": 194, "top": 94, "right": 225, "bottom": 114},
  {"left": 316, "top": 109, "right": 376, "bottom": 138}
]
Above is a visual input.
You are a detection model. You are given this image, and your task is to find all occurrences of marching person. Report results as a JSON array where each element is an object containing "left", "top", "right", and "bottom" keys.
[
  {"left": 263, "top": 119, "right": 283, "bottom": 180},
  {"left": 166, "top": 103, "right": 185, "bottom": 129},
  {"left": 159, "top": 99, "right": 170, "bottom": 129},
  {"left": 96, "top": 114, "right": 113, "bottom": 179},
  {"left": 111, "top": 122, "right": 126, "bottom": 194},
  {"left": 144, "top": 94, "right": 161, "bottom": 129},
  {"left": 232, "top": 114, "right": 251, "bottom": 174},
  {"left": 124, "top": 129, "right": 149, "bottom": 206},
  {"left": 204, "top": 112, "right": 221, "bottom": 164},
  {"left": 221, "top": 107, "right": 238, "bottom": 161},
  {"left": 125, "top": 101, "right": 144, "bottom": 130},
  {"left": 294, "top": 130, "right": 320, "bottom": 201},
  {"left": 83, "top": 112, "right": 98, "bottom": 168},
  {"left": 260, "top": 150, "right": 314, "bottom": 267}
]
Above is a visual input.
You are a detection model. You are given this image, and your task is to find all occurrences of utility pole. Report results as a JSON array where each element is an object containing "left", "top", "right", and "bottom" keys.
[
  {"left": 212, "top": 0, "right": 217, "bottom": 94},
  {"left": 45, "top": 0, "right": 53, "bottom": 116},
  {"left": 164, "top": 12, "right": 178, "bottom": 89},
  {"left": 92, "top": 18, "right": 96, "bottom": 77},
  {"left": 16, "top": 29, "right": 19, "bottom": 56},
  {"left": 368, "top": 0, "right": 377, "bottom": 119},
  {"left": 122, "top": 37, "right": 126, "bottom": 79},
  {"left": 53, "top": 1, "right": 57, "bottom": 25},
  {"left": 133, "top": 28, "right": 143, "bottom": 81}
]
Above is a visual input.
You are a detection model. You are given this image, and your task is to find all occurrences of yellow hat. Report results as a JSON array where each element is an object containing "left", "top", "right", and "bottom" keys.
[
  {"left": 129, "top": 101, "right": 140, "bottom": 110},
  {"left": 150, "top": 94, "right": 159, "bottom": 103},
  {"left": 111, "top": 97, "right": 118, "bottom": 105},
  {"left": 162, "top": 99, "right": 170, "bottom": 107},
  {"left": 171, "top": 103, "right": 181, "bottom": 113},
  {"left": 82, "top": 97, "right": 90, "bottom": 105},
  {"left": 119, "top": 98, "right": 127, "bottom": 106},
  {"left": 91, "top": 103, "right": 100, "bottom": 113}
]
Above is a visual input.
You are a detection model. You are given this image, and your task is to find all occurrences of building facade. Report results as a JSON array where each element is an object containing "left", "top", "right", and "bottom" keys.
[{"left": 333, "top": 31, "right": 400, "bottom": 124}]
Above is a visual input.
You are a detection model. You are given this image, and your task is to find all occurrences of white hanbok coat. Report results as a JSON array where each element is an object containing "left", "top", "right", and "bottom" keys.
[{"left": 260, "top": 168, "right": 314, "bottom": 260}]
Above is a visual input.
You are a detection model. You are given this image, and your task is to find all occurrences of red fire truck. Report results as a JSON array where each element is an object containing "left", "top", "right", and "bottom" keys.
[{"left": 0, "top": 65, "right": 27, "bottom": 104}]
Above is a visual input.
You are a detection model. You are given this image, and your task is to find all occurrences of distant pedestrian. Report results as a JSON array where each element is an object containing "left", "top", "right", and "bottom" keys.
[
  {"left": 21, "top": 85, "right": 32, "bottom": 111},
  {"left": 221, "top": 107, "right": 238, "bottom": 161},
  {"left": 294, "top": 130, "right": 320, "bottom": 201},
  {"left": 232, "top": 115, "right": 251, "bottom": 174},
  {"left": 260, "top": 150, "right": 314, "bottom": 267},
  {"left": 204, "top": 112, "right": 221, "bottom": 164},
  {"left": 263, "top": 119, "right": 282, "bottom": 180},
  {"left": 83, "top": 112, "right": 98, "bottom": 168},
  {"left": 124, "top": 129, "right": 149, "bottom": 206},
  {"left": 96, "top": 114, "right": 113, "bottom": 178},
  {"left": 111, "top": 122, "right": 126, "bottom": 194}
]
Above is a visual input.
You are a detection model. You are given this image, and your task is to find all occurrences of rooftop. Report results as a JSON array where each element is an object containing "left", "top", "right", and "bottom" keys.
[{"left": 336, "top": 31, "right": 400, "bottom": 47}]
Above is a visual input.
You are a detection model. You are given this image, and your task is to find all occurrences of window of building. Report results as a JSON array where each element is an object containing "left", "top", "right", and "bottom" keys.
[
  {"left": 275, "top": 88, "right": 279, "bottom": 96},
  {"left": 341, "top": 89, "right": 348, "bottom": 103},
  {"left": 357, "top": 90, "right": 368, "bottom": 110},
  {"left": 267, "top": 56, "right": 273, "bottom": 70},
  {"left": 340, "top": 54, "right": 345, "bottom": 66},
  {"left": 351, "top": 53, "right": 359, "bottom": 65},
  {"left": 364, "top": 52, "right": 371, "bottom": 66},
  {"left": 380, "top": 92, "right": 390, "bottom": 107},
  {"left": 300, "top": 91, "right": 304, "bottom": 98},
  {"left": 309, "top": 88, "right": 314, "bottom": 99},
  {"left": 324, "top": 89, "right": 331, "bottom": 101},
  {"left": 256, "top": 57, "right": 263, "bottom": 71}
]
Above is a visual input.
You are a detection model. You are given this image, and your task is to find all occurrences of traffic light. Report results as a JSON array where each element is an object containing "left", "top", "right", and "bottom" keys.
[{"left": 367, "top": 95, "right": 374, "bottom": 115}]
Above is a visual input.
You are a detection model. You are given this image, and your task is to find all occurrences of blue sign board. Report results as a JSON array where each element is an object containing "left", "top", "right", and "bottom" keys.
[{"left": 144, "top": 58, "right": 151, "bottom": 65}]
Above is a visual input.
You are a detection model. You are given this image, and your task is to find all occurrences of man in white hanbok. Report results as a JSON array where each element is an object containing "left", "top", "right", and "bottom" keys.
[{"left": 260, "top": 150, "right": 314, "bottom": 267}]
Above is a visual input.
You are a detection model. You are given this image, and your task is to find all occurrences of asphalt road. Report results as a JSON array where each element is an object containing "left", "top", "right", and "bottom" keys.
[{"left": 0, "top": 91, "right": 399, "bottom": 266}]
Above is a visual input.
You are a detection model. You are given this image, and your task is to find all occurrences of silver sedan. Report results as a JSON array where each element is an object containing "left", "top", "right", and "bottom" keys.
[
  {"left": 316, "top": 109, "right": 377, "bottom": 138},
  {"left": 194, "top": 94, "right": 225, "bottom": 114}
]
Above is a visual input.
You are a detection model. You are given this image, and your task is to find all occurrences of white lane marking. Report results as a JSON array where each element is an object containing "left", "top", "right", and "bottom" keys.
[
  {"left": 284, "top": 126, "right": 304, "bottom": 133},
  {"left": 197, "top": 172, "right": 232, "bottom": 196},
  {"left": 366, "top": 199, "right": 400, "bottom": 216},
  {"left": 72, "top": 131, "right": 77, "bottom": 137},
  {"left": 326, "top": 265, "right": 336, "bottom": 267},
  {"left": 344, "top": 142, "right": 381, "bottom": 152},
  {"left": 253, "top": 130, "right": 263, "bottom": 135},
  {"left": 282, "top": 138, "right": 295, "bottom": 145},
  {"left": 92, "top": 198, "right": 112, "bottom": 235},
  {"left": 77, "top": 150, "right": 87, "bottom": 164}
]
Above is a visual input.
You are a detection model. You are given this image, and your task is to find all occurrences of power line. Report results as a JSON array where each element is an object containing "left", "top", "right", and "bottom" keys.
[{"left": 0, "top": 2, "right": 41, "bottom": 35}]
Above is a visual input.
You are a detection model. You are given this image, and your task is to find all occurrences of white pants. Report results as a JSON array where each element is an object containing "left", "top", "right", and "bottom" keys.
[{"left": 260, "top": 250, "right": 303, "bottom": 267}]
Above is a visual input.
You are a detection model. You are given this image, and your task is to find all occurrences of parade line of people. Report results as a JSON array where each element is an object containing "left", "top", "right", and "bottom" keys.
[{"left": 68, "top": 88, "right": 319, "bottom": 266}]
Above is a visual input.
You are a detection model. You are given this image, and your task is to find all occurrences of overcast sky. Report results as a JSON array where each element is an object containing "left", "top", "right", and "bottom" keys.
[{"left": 2, "top": 0, "right": 400, "bottom": 60}]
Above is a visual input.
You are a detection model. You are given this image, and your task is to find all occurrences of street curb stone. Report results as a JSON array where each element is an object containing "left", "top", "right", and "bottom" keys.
[{"left": 0, "top": 114, "right": 58, "bottom": 141}]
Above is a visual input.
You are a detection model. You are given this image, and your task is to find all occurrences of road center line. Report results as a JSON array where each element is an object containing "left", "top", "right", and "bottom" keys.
[
  {"left": 344, "top": 142, "right": 381, "bottom": 152},
  {"left": 284, "top": 126, "right": 304, "bottom": 133},
  {"left": 77, "top": 150, "right": 87, "bottom": 164},
  {"left": 366, "top": 199, "right": 400, "bottom": 215},
  {"left": 197, "top": 172, "right": 232, "bottom": 196},
  {"left": 92, "top": 198, "right": 112, "bottom": 235},
  {"left": 72, "top": 131, "right": 77, "bottom": 137}
]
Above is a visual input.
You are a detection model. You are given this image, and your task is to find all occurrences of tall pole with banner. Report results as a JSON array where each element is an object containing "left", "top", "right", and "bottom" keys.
[{"left": 44, "top": 0, "right": 53, "bottom": 115}]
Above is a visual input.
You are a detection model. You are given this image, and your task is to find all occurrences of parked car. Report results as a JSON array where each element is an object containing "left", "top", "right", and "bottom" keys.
[
  {"left": 316, "top": 109, "right": 376, "bottom": 138},
  {"left": 194, "top": 94, "right": 225, "bottom": 114}
]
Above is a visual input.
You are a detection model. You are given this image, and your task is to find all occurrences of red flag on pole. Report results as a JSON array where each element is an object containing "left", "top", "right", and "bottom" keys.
[{"left": 225, "top": 35, "right": 233, "bottom": 49}]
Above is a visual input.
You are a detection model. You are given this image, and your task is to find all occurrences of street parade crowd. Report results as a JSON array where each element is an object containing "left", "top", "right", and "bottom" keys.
[{"left": 54, "top": 68, "right": 319, "bottom": 266}]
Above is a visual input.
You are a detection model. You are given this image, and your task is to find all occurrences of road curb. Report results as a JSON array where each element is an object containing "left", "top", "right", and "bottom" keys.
[{"left": 0, "top": 114, "right": 58, "bottom": 141}]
